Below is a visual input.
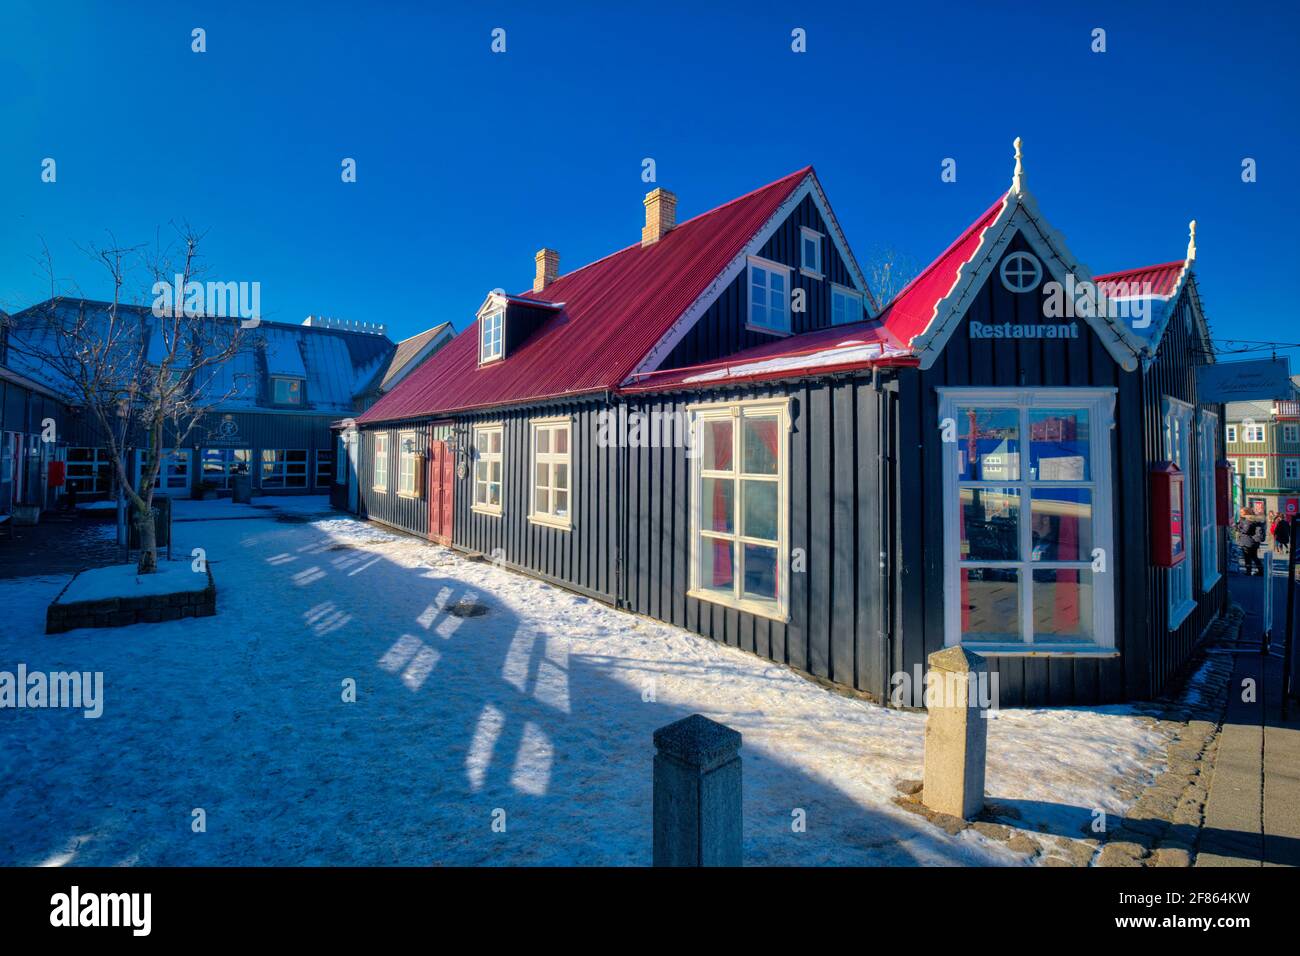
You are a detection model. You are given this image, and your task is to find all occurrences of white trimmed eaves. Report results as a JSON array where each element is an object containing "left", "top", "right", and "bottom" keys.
[
  {"left": 627, "top": 171, "right": 876, "bottom": 380},
  {"left": 911, "top": 189, "right": 1146, "bottom": 373}
]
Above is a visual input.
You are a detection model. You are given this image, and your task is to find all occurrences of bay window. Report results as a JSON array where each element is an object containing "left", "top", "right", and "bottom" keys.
[
  {"left": 688, "top": 399, "right": 791, "bottom": 620},
  {"left": 939, "top": 388, "right": 1116, "bottom": 653}
]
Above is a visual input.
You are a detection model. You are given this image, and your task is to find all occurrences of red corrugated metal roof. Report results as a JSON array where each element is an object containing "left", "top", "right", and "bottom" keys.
[
  {"left": 876, "top": 193, "right": 1008, "bottom": 348},
  {"left": 624, "top": 319, "right": 913, "bottom": 392},
  {"left": 1094, "top": 260, "right": 1185, "bottom": 298},
  {"left": 357, "top": 167, "right": 812, "bottom": 422}
]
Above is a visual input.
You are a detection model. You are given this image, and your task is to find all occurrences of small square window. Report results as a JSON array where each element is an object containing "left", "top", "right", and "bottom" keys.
[
  {"left": 831, "top": 285, "right": 863, "bottom": 326},
  {"left": 272, "top": 377, "right": 303, "bottom": 405}
]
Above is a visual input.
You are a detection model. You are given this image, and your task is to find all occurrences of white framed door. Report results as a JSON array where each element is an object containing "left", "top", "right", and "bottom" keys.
[{"left": 136, "top": 448, "right": 192, "bottom": 496}]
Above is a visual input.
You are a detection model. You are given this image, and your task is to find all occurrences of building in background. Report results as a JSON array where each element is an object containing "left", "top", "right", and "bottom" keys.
[
  {"left": 1224, "top": 375, "right": 1300, "bottom": 519},
  {"left": 0, "top": 301, "right": 452, "bottom": 507}
]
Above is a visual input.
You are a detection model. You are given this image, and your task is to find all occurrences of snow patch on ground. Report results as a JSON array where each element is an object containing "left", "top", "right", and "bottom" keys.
[
  {"left": 0, "top": 508, "right": 1168, "bottom": 866},
  {"left": 56, "top": 562, "right": 209, "bottom": 603}
]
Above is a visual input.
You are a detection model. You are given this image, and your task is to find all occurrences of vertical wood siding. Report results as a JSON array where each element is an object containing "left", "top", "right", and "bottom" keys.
[
  {"left": 448, "top": 402, "right": 619, "bottom": 603},
  {"left": 660, "top": 194, "right": 863, "bottom": 370}
]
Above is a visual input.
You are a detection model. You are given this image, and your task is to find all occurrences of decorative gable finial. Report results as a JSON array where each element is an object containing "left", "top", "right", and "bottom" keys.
[
  {"left": 1011, "top": 136, "right": 1025, "bottom": 195},
  {"left": 1187, "top": 219, "right": 1197, "bottom": 262}
]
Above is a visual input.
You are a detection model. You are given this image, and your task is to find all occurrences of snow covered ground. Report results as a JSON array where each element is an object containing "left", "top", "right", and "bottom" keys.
[{"left": 0, "top": 497, "right": 1171, "bottom": 866}]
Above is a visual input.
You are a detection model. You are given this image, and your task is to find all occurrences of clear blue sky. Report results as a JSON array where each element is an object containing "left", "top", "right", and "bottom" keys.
[{"left": 3, "top": 0, "right": 1297, "bottom": 359}]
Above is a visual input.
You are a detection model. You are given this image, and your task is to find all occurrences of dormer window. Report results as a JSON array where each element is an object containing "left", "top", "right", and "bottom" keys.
[
  {"left": 800, "top": 227, "right": 824, "bottom": 279},
  {"left": 272, "top": 376, "right": 303, "bottom": 405},
  {"left": 480, "top": 308, "right": 504, "bottom": 364}
]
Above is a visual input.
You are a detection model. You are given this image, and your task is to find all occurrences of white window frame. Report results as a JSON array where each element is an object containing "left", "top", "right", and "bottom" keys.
[
  {"left": 1283, "top": 424, "right": 1300, "bottom": 443},
  {"left": 66, "top": 446, "right": 114, "bottom": 495},
  {"left": 799, "top": 226, "right": 824, "bottom": 279},
  {"left": 479, "top": 308, "right": 504, "bottom": 364},
  {"left": 200, "top": 447, "right": 252, "bottom": 491},
  {"left": 373, "top": 432, "right": 389, "bottom": 491},
  {"left": 746, "top": 256, "right": 792, "bottom": 336},
  {"left": 472, "top": 423, "right": 504, "bottom": 516},
  {"left": 136, "top": 448, "right": 191, "bottom": 494},
  {"left": 529, "top": 417, "right": 572, "bottom": 530},
  {"left": 1163, "top": 397, "right": 1196, "bottom": 630},
  {"left": 397, "top": 431, "right": 421, "bottom": 498},
  {"left": 1243, "top": 423, "right": 1266, "bottom": 443},
  {"left": 1285, "top": 458, "right": 1300, "bottom": 481},
  {"left": 1245, "top": 458, "right": 1267, "bottom": 479},
  {"left": 687, "top": 398, "right": 791, "bottom": 622},
  {"left": 939, "top": 387, "right": 1117, "bottom": 655},
  {"left": 260, "top": 449, "right": 308, "bottom": 489},
  {"left": 271, "top": 376, "right": 304, "bottom": 405},
  {"left": 315, "top": 448, "right": 333, "bottom": 489},
  {"left": 1225, "top": 424, "right": 1237, "bottom": 444},
  {"left": 1197, "top": 410, "right": 1221, "bottom": 592},
  {"left": 830, "top": 284, "right": 863, "bottom": 326}
]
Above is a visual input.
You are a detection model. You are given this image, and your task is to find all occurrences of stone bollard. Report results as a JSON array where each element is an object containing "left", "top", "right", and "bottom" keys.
[
  {"left": 653, "top": 714, "right": 742, "bottom": 866},
  {"left": 921, "top": 647, "right": 989, "bottom": 820}
]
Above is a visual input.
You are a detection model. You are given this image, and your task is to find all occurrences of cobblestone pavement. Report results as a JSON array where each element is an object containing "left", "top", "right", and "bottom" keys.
[{"left": 0, "top": 510, "right": 123, "bottom": 580}]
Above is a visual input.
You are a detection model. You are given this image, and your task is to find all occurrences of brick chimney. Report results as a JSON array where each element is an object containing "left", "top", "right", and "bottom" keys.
[
  {"left": 534, "top": 248, "right": 559, "bottom": 293},
  {"left": 641, "top": 188, "right": 677, "bottom": 247}
]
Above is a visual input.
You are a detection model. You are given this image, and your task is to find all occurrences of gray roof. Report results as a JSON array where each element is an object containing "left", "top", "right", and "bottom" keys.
[{"left": 2, "top": 298, "right": 394, "bottom": 416}]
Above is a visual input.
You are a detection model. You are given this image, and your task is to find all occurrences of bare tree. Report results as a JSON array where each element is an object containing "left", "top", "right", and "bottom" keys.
[
  {"left": 3, "top": 228, "right": 247, "bottom": 573},
  {"left": 864, "top": 245, "right": 921, "bottom": 310}
]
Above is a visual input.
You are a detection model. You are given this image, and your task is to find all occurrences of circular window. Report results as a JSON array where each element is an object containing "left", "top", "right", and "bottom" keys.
[{"left": 999, "top": 251, "right": 1042, "bottom": 294}]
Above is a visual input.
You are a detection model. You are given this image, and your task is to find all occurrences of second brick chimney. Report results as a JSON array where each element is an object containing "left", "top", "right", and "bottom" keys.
[
  {"left": 641, "top": 188, "right": 677, "bottom": 247},
  {"left": 534, "top": 248, "right": 559, "bottom": 293}
]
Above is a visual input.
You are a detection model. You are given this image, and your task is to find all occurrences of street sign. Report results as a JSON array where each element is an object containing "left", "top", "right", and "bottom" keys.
[{"left": 1196, "top": 357, "right": 1293, "bottom": 402}]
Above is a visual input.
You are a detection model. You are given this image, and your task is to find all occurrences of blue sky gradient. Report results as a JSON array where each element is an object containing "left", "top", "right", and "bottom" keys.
[{"left": 3, "top": 0, "right": 1297, "bottom": 359}]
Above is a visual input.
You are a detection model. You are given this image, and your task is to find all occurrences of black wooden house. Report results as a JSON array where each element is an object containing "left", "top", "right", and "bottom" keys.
[{"left": 346, "top": 149, "right": 1225, "bottom": 707}]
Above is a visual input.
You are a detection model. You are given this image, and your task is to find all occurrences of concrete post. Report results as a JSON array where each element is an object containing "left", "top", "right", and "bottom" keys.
[
  {"left": 921, "top": 647, "right": 988, "bottom": 820},
  {"left": 653, "top": 714, "right": 742, "bottom": 866}
]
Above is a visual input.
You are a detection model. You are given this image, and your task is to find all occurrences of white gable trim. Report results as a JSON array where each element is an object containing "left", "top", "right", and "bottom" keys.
[
  {"left": 627, "top": 171, "right": 876, "bottom": 380},
  {"left": 909, "top": 190, "right": 1146, "bottom": 373}
]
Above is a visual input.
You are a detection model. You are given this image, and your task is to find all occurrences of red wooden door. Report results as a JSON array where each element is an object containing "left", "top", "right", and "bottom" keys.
[{"left": 427, "top": 439, "right": 454, "bottom": 544}]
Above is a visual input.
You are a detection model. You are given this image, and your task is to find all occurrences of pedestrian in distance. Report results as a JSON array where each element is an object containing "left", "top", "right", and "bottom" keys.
[{"left": 1236, "top": 507, "right": 1266, "bottom": 576}]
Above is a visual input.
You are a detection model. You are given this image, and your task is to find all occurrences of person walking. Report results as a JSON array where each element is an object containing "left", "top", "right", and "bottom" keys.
[
  {"left": 1236, "top": 508, "right": 1265, "bottom": 575},
  {"left": 1274, "top": 511, "right": 1291, "bottom": 558}
]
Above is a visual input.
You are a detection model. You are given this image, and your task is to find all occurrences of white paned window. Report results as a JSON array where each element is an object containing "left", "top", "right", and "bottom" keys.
[
  {"left": 1225, "top": 424, "right": 1237, "bottom": 444},
  {"left": 1285, "top": 458, "right": 1300, "bottom": 481},
  {"left": 315, "top": 449, "right": 333, "bottom": 488},
  {"left": 201, "top": 448, "right": 251, "bottom": 490},
  {"left": 1163, "top": 397, "right": 1196, "bottom": 629},
  {"left": 939, "top": 388, "right": 1117, "bottom": 653},
  {"left": 138, "top": 448, "right": 190, "bottom": 494},
  {"left": 66, "top": 447, "right": 113, "bottom": 494},
  {"left": 397, "top": 432, "right": 421, "bottom": 497},
  {"left": 1197, "top": 410, "right": 1220, "bottom": 591},
  {"left": 688, "top": 399, "right": 791, "bottom": 620},
  {"left": 473, "top": 424, "right": 504, "bottom": 515},
  {"left": 373, "top": 433, "right": 389, "bottom": 491},
  {"left": 800, "top": 227, "right": 823, "bottom": 278},
  {"left": 1244, "top": 424, "right": 1266, "bottom": 443},
  {"left": 480, "top": 309, "right": 504, "bottom": 363},
  {"left": 747, "top": 257, "right": 791, "bottom": 334},
  {"left": 529, "top": 418, "right": 571, "bottom": 528},
  {"left": 1283, "top": 424, "right": 1299, "bottom": 443},
  {"left": 831, "top": 285, "right": 863, "bottom": 326},
  {"left": 1246, "top": 458, "right": 1267, "bottom": 479},
  {"left": 261, "top": 449, "right": 308, "bottom": 489}
]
